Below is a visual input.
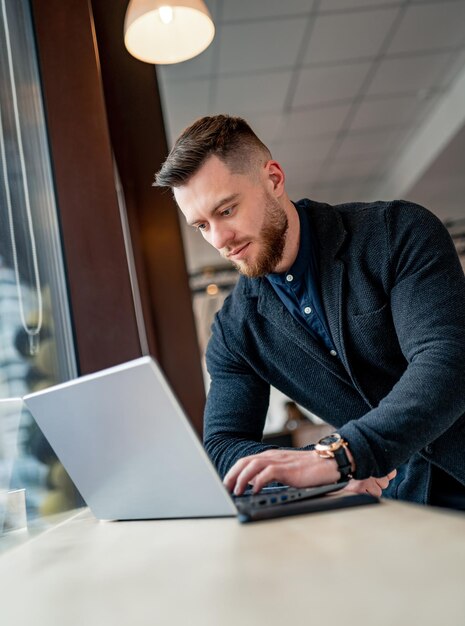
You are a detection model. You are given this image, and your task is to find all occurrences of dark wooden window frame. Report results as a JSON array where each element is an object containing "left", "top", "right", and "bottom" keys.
[{"left": 30, "top": 0, "right": 205, "bottom": 433}]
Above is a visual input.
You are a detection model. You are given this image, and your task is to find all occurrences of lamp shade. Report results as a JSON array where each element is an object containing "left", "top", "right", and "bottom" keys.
[{"left": 124, "top": 0, "right": 215, "bottom": 64}]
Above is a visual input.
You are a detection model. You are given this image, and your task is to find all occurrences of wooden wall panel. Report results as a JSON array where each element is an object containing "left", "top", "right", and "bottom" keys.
[
  {"left": 30, "top": 0, "right": 142, "bottom": 374},
  {"left": 31, "top": 0, "right": 206, "bottom": 433}
]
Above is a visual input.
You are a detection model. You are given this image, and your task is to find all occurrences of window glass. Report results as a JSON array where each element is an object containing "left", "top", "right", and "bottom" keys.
[{"left": 0, "top": 0, "right": 79, "bottom": 551}]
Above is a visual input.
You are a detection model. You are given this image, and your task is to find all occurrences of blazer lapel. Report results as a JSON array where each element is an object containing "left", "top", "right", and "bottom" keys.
[
  {"left": 257, "top": 279, "right": 352, "bottom": 385},
  {"left": 310, "top": 202, "right": 374, "bottom": 408},
  {"left": 310, "top": 204, "right": 347, "bottom": 364}
]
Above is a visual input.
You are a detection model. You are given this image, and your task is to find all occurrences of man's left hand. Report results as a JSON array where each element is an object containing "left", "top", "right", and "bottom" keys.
[{"left": 342, "top": 471, "right": 397, "bottom": 498}]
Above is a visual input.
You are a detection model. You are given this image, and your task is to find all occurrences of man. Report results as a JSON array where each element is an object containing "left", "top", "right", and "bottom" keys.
[{"left": 155, "top": 115, "right": 465, "bottom": 509}]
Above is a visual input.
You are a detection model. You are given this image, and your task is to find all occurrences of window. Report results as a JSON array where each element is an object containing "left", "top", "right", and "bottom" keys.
[{"left": 0, "top": 0, "right": 78, "bottom": 546}]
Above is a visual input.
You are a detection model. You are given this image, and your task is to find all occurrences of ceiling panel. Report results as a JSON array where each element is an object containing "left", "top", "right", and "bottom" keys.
[
  {"left": 286, "top": 184, "right": 320, "bottom": 202},
  {"left": 318, "top": 153, "right": 386, "bottom": 184},
  {"left": 334, "top": 127, "right": 405, "bottom": 159},
  {"left": 273, "top": 104, "right": 351, "bottom": 141},
  {"left": 271, "top": 134, "right": 337, "bottom": 162},
  {"left": 222, "top": 0, "right": 315, "bottom": 21},
  {"left": 387, "top": 1, "right": 465, "bottom": 55},
  {"left": 270, "top": 136, "right": 338, "bottom": 189},
  {"left": 306, "top": 184, "right": 358, "bottom": 205},
  {"left": 238, "top": 111, "right": 287, "bottom": 143},
  {"left": 292, "top": 61, "right": 371, "bottom": 107},
  {"left": 280, "top": 165, "right": 323, "bottom": 196},
  {"left": 156, "top": 43, "right": 216, "bottom": 83},
  {"left": 438, "top": 46, "right": 465, "bottom": 91},
  {"left": 159, "top": 77, "right": 212, "bottom": 145},
  {"left": 349, "top": 94, "right": 421, "bottom": 130},
  {"left": 320, "top": 0, "right": 403, "bottom": 10},
  {"left": 406, "top": 120, "right": 465, "bottom": 221},
  {"left": 303, "top": 8, "right": 399, "bottom": 64},
  {"left": 354, "top": 183, "right": 380, "bottom": 203},
  {"left": 215, "top": 71, "right": 292, "bottom": 113},
  {"left": 284, "top": 169, "right": 322, "bottom": 194},
  {"left": 203, "top": 0, "right": 220, "bottom": 24},
  {"left": 366, "top": 51, "right": 453, "bottom": 97},
  {"left": 218, "top": 18, "right": 308, "bottom": 74}
]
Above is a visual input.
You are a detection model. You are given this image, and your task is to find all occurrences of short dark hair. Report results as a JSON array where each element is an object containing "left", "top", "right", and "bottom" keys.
[{"left": 154, "top": 114, "right": 271, "bottom": 188}]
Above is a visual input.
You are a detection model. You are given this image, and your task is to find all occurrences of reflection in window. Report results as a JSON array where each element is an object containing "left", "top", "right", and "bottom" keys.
[{"left": 0, "top": 0, "right": 79, "bottom": 545}]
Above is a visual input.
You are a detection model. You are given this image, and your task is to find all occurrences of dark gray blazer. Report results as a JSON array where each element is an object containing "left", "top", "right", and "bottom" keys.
[{"left": 204, "top": 199, "right": 465, "bottom": 504}]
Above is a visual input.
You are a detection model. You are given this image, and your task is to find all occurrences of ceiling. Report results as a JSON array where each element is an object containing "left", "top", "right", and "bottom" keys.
[{"left": 156, "top": 0, "right": 465, "bottom": 273}]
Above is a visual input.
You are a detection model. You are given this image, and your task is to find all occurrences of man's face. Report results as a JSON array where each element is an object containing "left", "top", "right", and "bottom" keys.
[{"left": 174, "top": 155, "right": 288, "bottom": 277}]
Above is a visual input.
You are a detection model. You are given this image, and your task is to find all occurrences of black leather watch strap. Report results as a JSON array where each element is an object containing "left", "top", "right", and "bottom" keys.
[{"left": 333, "top": 446, "right": 353, "bottom": 483}]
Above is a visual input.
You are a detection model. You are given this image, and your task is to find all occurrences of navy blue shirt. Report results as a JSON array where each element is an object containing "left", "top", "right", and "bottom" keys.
[{"left": 267, "top": 199, "right": 337, "bottom": 356}]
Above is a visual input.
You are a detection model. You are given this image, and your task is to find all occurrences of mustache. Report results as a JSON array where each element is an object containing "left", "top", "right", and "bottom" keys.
[{"left": 222, "top": 241, "right": 250, "bottom": 257}]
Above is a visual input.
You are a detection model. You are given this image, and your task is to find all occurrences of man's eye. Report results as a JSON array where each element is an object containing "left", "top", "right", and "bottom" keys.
[
  {"left": 196, "top": 223, "right": 207, "bottom": 232},
  {"left": 221, "top": 207, "right": 233, "bottom": 217}
]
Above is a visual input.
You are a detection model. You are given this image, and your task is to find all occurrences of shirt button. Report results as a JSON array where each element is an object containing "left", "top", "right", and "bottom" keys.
[
  {"left": 286, "top": 274, "right": 293, "bottom": 282},
  {"left": 424, "top": 444, "right": 433, "bottom": 455},
  {"left": 304, "top": 306, "right": 312, "bottom": 315},
  {"left": 330, "top": 350, "right": 337, "bottom": 357}
]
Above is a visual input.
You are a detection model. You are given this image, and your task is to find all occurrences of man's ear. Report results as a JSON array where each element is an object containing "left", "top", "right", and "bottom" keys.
[{"left": 266, "top": 160, "right": 286, "bottom": 197}]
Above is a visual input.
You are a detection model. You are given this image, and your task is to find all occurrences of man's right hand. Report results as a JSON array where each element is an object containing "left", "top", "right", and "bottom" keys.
[{"left": 343, "top": 469, "right": 397, "bottom": 497}]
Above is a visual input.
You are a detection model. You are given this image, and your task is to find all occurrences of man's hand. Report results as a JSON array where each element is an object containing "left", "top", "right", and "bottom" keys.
[
  {"left": 342, "top": 470, "right": 397, "bottom": 498},
  {"left": 223, "top": 449, "right": 340, "bottom": 495},
  {"left": 223, "top": 449, "right": 397, "bottom": 497}
]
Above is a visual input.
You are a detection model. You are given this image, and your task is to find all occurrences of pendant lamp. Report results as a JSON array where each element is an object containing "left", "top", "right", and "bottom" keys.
[{"left": 124, "top": 0, "right": 215, "bottom": 64}]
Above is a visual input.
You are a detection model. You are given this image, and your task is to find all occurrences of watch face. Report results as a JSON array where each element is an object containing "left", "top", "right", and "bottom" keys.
[{"left": 319, "top": 433, "right": 341, "bottom": 447}]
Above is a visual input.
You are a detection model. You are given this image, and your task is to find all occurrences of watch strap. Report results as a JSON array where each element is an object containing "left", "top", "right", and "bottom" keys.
[{"left": 333, "top": 445, "right": 353, "bottom": 483}]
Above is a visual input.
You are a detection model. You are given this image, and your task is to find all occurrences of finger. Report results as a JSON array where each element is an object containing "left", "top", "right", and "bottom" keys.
[
  {"left": 251, "top": 465, "right": 283, "bottom": 494},
  {"left": 223, "top": 456, "right": 256, "bottom": 491},
  {"left": 342, "top": 480, "right": 364, "bottom": 495},
  {"left": 223, "top": 451, "right": 290, "bottom": 491},
  {"left": 234, "top": 458, "right": 274, "bottom": 495},
  {"left": 387, "top": 469, "right": 397, "bottom": 480},
  {"left": 366, "top": 484, "right": 382, "bottom": 498},
  {"left": 375, "top": 477, "right": 390, "bottom": 490}
]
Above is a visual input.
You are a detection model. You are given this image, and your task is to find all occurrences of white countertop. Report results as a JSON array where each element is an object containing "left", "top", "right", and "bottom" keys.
[{"left": 0, "top": 500, "right": 464, "bottom": 626}]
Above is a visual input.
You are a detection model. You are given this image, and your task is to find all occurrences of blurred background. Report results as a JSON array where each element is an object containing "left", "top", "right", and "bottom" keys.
[
  {"left": 159, "top": 0, "right": 465, "bottom": 263},
  {"left": 158, "top": 0, "right": 465, "bottom": 431}
]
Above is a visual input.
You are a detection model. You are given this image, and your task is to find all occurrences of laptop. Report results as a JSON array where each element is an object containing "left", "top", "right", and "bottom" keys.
[{"left": 23, "top": 357, "right": 377, "bottom": 523}]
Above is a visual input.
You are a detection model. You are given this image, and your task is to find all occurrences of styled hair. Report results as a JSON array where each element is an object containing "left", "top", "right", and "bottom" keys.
[{"left": 154, "top": 114, "right": 271, "bottom": 188}]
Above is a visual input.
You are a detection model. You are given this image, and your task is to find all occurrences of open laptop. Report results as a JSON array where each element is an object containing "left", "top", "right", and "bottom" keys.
[{"left": 23, "top": 357, "right": 377, "bottom": 523}]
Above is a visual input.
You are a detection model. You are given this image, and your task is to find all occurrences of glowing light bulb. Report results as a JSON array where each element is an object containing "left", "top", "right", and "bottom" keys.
[
  {"left": 158, "top": 5, "right": 174, "bottom": 24},
  {"left": 124, "top": 0, "right": 215, "bottom": 64}
]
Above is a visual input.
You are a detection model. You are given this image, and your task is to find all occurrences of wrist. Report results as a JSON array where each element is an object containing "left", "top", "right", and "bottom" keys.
[
  {"left": 345, "top": 445, "right": 356, "bottom": 473},
  {"left": 311, "top": 451, "right": 341, "bottom": 484},
  {"left": 314, "top": 433, "right": 354, "bottom": 483}
]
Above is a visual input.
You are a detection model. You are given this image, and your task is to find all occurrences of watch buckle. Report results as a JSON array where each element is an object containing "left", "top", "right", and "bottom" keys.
[{"left": 317, "top": 450, "right": 335, "bottom": 459}]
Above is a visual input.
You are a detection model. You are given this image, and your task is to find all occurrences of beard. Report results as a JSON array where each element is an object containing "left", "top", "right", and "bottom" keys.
[{"left": 230, "top": 193, "right": 288, "bottom": 278}]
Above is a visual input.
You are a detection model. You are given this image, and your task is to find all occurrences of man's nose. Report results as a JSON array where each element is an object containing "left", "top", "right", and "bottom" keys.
[{"left": 208, "top": 224, "right": 234, "bottom": 251}]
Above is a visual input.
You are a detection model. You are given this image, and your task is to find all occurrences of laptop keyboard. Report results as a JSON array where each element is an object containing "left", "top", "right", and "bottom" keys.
[{"left": 233, "top": 484, "right": 344, "bottom": 509}]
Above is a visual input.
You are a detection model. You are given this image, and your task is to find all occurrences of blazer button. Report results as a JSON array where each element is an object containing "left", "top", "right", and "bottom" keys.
[{"left": 424, "top": 444, "right": 433, "bottom": 455}]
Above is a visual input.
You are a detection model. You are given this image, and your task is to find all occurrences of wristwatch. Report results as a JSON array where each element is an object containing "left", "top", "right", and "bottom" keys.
[{"left": 315, "top": 433, "right": 353, "bottom": 483}]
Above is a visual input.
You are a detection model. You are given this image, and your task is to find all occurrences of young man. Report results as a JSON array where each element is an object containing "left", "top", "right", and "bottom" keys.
[{"left": 155, "top": 115, "right": 465, "bottom": 509}]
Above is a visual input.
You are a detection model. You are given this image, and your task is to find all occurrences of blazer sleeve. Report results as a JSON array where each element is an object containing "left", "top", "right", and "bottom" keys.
[
  {"left": 203, "top": 310, "right": 277, "bottom": 478},
  {"left": 339, "top": 202, "right": 465, "bottom": 479}
]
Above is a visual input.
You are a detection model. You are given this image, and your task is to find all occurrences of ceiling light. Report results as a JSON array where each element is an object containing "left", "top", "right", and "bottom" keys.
[
  {"left": 158, "top": 5, "right": 174, "bottom": 24},
  {"left": 124, "top": 0, "right": 215, "bottom": 65}
]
